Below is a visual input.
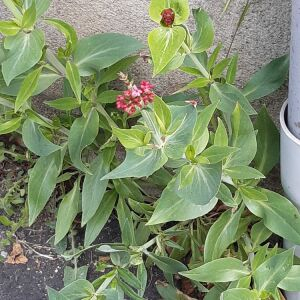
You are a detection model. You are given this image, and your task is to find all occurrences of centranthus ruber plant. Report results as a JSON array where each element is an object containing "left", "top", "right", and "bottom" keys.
[{"left": 0, "top": 0, "right": 298, "bottom": 299}]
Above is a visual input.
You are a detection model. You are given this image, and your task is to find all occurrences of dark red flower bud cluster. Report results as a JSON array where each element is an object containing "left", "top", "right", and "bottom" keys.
[
  {"left": 116, "top": 81, "right": 155, "bottom": 115},
  {"left": 161, "top": 8, "right": 175, "bottom": 27}
]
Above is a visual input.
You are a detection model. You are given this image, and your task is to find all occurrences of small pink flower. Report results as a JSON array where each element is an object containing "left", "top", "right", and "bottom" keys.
[
  {"left": 185, "top": 100, "right": 199, "bottom": 108},
  {"left": 116, "top": 79, "right": 155, "bottom": 115}
]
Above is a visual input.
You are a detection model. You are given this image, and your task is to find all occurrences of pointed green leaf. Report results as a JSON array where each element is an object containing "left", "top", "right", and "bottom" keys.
[
  {"left": 177, "top": 163, "right": 222, "bottom": 205},
  {"left": 68, "top": 108, "right": 99, "bottom": 174},
  {"left": 227, "top": 104, "right": 257, "bottom": 167},
  {"left": 148, "top": 26, "right": 186, "bottom": 75},
  {"left": 84, "top": 191, "right": 117, "bottom": 246},
  {"left": 253, "top": 248, "right": 294, "bottom": 292},
  {"left": 112, "top": 127, "right": 146, "bottom": 149},
  {"left": 278, "top": 265, "right": 300, "bottom": 292},
  {"left": 45, "top": 97, "right": 80, "bottom": 111},
  {"left": 60, "top": 279, "right": 95, "bottom": 300},
  {"left": 243, "top": 55, "right": 289, "bottom": 101},
  {"left": 204, "top": 206, "right": 244, "bottom": 262},
  {"left": 210, "top": 83, "right": 256, "bottom": 115},
  {"left": 242, "top": 189, "right": 300, "bottom": 244},
  {"left": 2, "top": 29, "right": 44, "bottom": 85},
  {"left": 15, "top": 67, "right": 43, "bottom": 112},
  {"left": 153, "top": 95, "right": 171, "bottom": 133},
  {"left": 192, "top": 8, "right": 214, "bottom": 53},
  {"left": 28, "top": 150, "right": 63, "bottom": 225},
  {"left": 55, "top": 180, "right": 80, "bottom": 244},
  {"left": 226, "top": 54, "right": 238, "bottom": 84},
  {"left": 73, "top": 33, "right": 143, "bottom": 76},
  {"left": 22, "top": 1, "right": 37, "bottom": 29},
  {"left": 221, "top": 288, "right": 259, "bottom": 300},
  {"left": 82, "top": 147, "right": 115, "bottom": 225},
  {"left": 199, "top": 146, "right": 238, "bottom": 164},
  {"left": 66, "top": 61, "right": 81, "bottom": 103},
  {"left": 250, "top": 221, "right": 272, "bottom": 249},
  {"left": 254, "top": 106, "right": 279, "bottom": 175},
  {"left": 22, "top": 119, "right": 61, "bottom": 156},
  {"left": 0, "top": 21, "right": 20, "bottom": 36},
  {"left": 214, "top": 118, "right": 228, "bottom": 146},
  {"left": 180, "top": 258, "right": 250, "bottom": 282},
  {"left": 102, "top": 148, "right": 168, "bottom": 180},
  {"left": 225, "top": 166, "right": 265, "bottom": 180},
  {"left": 0, "top": 117, "right": 22, "bottom": 134},
  {"left": 148, "top": 179, "right": 217, "bottom": 225}
]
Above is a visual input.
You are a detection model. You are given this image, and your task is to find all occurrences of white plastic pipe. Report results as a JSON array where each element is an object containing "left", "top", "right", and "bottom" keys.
[{"left": 288, "top": 0, "right": 300, "bottom": 138}]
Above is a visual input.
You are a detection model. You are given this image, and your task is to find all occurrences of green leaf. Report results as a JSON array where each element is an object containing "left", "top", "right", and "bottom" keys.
[
  {"left": 253, "top": 248, "right": 294, "bottom": 292},
  {"left": 226, "top": 54, "right": 238, "bottom": 84},
  {"left": 45, "top": 97, "right": 80, "bottom": 111},
  {"left": 47, "top": 287, "right": 68, "bottom": 300},
  {"left": 227, "top": 104, "right": 257, "bottom": 167},
  {"left": 192, "top": 8, "right": 214, "bottom": 53},
  {"left": 96, "top": 90, "right": 119, "bottom": 104},
  {"left": 225, "top": 166, "right": 265, "bottom": 180},
  {"left": 45, "top": 19, "right": 78, "bottom": 50},
  {"left": 63, "top": 266, "right": 88, "bottom": 287},
  {"left": 148, "top": 178, "right": 217, "bottom": 224},
  {"left": 178, "top": 163, "right": 222, "bottom": 205},
  {"left": 116, "top": 198, "right": 136, "bottom": 246},
  {"left": 254, "top": 106, "right": 279, "bottom": 175},
  {"left": 117, "top": 280, "right": 145, "bottom": 300},
  {"left": 250, "top": 221, "right": 272, "bottom": 249},
  {"left": 82, "top": 147, "right": 115, "bottom": 225},
  {"left": 98, "top": 55, "right": 138, "bottom": 85},
  {"left": 60, "top": 279, "right": 95, "bottom": 300},
  {"left": 176, "top": 77, "right": 210, "bottom": 93},
  {"left": 68, "top": 108, "right": 99, "bottom": 174},
  {"left": 112, "top": 127, "right": 146, "bottom": 149},
  {"left": 28, "top": 150, "right": 63, "bottom": 225},
  {"left": 221, "top": 288, "right": 259, "bottom": 300},
  {"left": 214, "top": 118, "right": 228, "bottom": 146},
  {"left": 146, "top": 252, "right": 187, "bottom": 274},
  {"left": 204, "top": 206, "right": 244, "bottom": 262},
  {"left": 212, "top": 58, "right": 231, "bottom": 79},
  {"left": 2, "top": 29, "right": 44, "bottom": 85},
  {"left": 242, "top": 189, "right": 300, "bottom": 244},
  {"left": 22, "top": 119, "right": 61, "bottom": 156},
  {"left": 199, "top": 146, "right": 238, "bottom": 164},
  {"left": 0, "top": 117, "right": 22, "bottom": 134},
  {"left": 207, "top": 42, "right": 222, "bottom": 70},
  {"left": 153, "top": 95, "right": 172, "bottom": 133},
  {"left": 113, "top": 178, "right": 144, "bottom": 202},
  {"left": 0, "top": 21, "right": 20, "bottom": 36},
  {"left": 55, "top": 180, "right": 80, "bottom": 244},
  {"left": 148, "top": 27, "right": 186, "bottom": 76},
  {"left": 243, "top": 54, "right": 289, "bottom": 101},
  {"left": 22, "top": 1, "right": 36, "bottom": 29},
  {"left": 0, "top": 71, "right": 61, "bottom": 97},
  {"left": 217, "top": 183, "right": 237, "bottom": 207},
  {"left": 24, "top": 0, "right": 51, "bottom": 18},
  {"left": 180, "top": 258, "right": 250, "bottom": 282},
  {"left": 66, "top": 61, "right": 81, "bottom": 103},
  {"left": 210, "top": 83, "right": 256, "bottom": 115},
  {"left": 149, "top": 0, "right": 190, "bottom": 25},
  {"left": 73, "top": 33, "right": 143, "bottom": 76},
  {"left": 278, "top": 265, "right": 300, "bottom": 292},
  {"left": 165, "top": 105, "right": 197, "bottom": 159},
  {"left": 2, "top": 0, "right": 22, "bottom": 20},
  {"left": 15, "top": 66, "right": 42, "bottom": 112},
  {"left": 84, "top": 191, "right": 117, "bottom": 247},
  {"left": 102, "top": 148, "right": 168, "bottom": 180}
]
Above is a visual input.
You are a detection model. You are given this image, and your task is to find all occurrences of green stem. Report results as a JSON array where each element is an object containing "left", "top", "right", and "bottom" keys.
[
  {"left": 95, "top": 103, "right": 118, "bottom": 129},
  {"left": 182, "top": 42, "right": 210, "bottom": 79}
]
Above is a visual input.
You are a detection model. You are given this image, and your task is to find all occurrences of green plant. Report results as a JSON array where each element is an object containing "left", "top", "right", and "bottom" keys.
[{"left": 0, "top": 0, "right": 297, "bottom": 299}]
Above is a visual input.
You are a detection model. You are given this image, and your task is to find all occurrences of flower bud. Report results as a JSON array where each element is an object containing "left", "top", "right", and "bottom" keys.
[{"left": 161, "top": 8, "right": 175, "bottom": 27}]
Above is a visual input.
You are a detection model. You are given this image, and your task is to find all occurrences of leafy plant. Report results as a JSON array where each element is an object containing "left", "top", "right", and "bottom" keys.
[{"left": 0, "top": 0, "right": 295, "bottom": 299}]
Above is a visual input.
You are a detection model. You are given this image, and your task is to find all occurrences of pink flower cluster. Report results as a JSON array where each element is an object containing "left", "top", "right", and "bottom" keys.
[{"left": 116, "top": 81, "right": 155, "bottom": 115}]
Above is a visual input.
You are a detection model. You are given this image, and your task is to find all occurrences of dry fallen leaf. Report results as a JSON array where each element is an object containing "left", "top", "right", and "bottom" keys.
[{"left": 5, "top": 243, "right": 28, "bottom": 265}]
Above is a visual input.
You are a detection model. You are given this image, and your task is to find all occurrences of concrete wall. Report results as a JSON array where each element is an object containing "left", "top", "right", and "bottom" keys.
[{"left": 0, "top": 0, "right": 292, "bottom": 118}]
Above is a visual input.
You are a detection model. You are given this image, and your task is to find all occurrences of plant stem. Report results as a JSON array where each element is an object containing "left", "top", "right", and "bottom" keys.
[
  {"left": 182, "top": 43, "right": 210, "bottom": 79},
  {"left": 95, "top": 103, "right": 118, "bottom": 129}
]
